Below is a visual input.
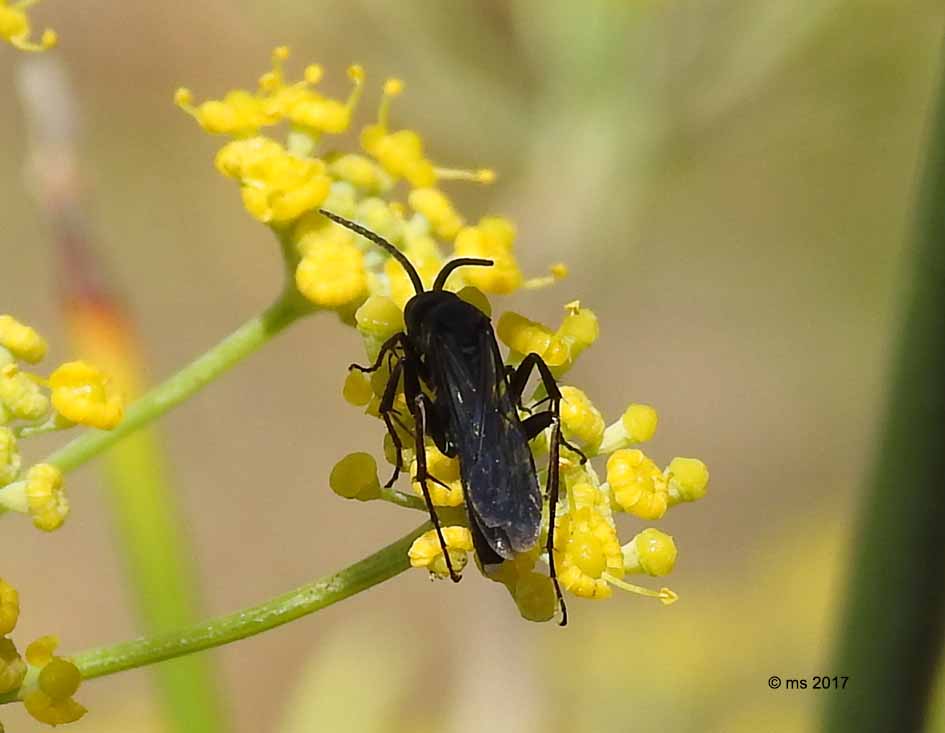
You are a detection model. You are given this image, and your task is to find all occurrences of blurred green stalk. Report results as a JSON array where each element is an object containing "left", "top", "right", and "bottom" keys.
[{"left": 822, "top": 40, "right": 945, "bottom": 733}]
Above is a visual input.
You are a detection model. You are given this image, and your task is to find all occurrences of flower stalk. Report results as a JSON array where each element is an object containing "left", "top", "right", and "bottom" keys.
[{"left": 0, "top": 522, "right": 428, "bottom": 704}]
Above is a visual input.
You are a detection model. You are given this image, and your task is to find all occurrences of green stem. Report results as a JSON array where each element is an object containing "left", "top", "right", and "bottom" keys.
[
  {"left": 0, "top": 523, "right": 427, "bottom": 703},
  {"left": 44, "top": 288, "right": 312, "bottom": 476},
  {"left": 821, "top": 32, "right": 945, "bottom": 733}
]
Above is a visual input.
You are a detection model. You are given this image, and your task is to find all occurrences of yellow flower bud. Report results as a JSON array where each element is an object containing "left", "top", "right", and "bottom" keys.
[
  {"left": 511, "top": 572, "right": 557, "bottom": 623},
  {"left": 623, "top": 403, "right": 658, "bottom": 443},
  {"left": 25, "top": 464, "right": 68, "bottom": 532},
  {"left": 329, "top": 453, "right": 381, "bottom": 501},
  {"left": 559, "top": 386, "right": 605, "bottom": 454},
  {"left": 667, "top": 457, "right": 709, "bottom": 504},
  {"left": 49, "top": 361, "right": 124, "bottom": 430},
  {"left": 0, "top": 315, "right": 47, "bottom": 363},
  {"left": 0, "top": 580, "right": 19, "bottom": 635},
  {"left": 607, "top": 449, "right": 668, "bottom": 520},
  {"left": 1, "top": 0, "right": 56, "bottom": 53},
  {"left": 342, "top": 371, "right": 373, "bottom": 407},
  {"left": 496, "top": 312, "right": 552, "bottom": 357},
  {"left": 355, "top": 295, "right": 405, "bottom": 342},
  {"left": 408, "top": 526, "right": 473, "bottom": 578},
  {"left": 296, "top": 241, "right": 368, "bottom": 308},
  {"left": 25, "top": 635, "right": 57, "bottom": 668},
  {"left": 624, "top": 528, "right": 677, "bottom": 577},
  {"left": 0, "top": 638, "right": 25, "bottom": 694},
  {"left": 411, "top": 446, "right": 464, "bottom": 507}
]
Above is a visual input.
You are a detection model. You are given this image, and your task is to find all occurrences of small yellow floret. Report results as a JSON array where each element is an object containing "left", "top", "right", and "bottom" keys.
[
  {"left": 0, "top": 638, "right": 25, "bottom": 694},
  {"left": 408, "top": 188, "right": 465, "bottom": 240},
  {"left": 0, "top": 427, "right": 20, "bottom": 486},
  {"left": 623, "top": 403, "right": 659, "bottom": 443},
  {"left": 0, "top": 364, "right": 50, "bottom": 422},
  {"left": 176, "top": 88, "right": 277, "bottom": 136},
  {"left": 456, "top": 286, "right": 492, "bottom": 317},
  {"left": 667, "top": 457, "right": 709, "bottom": 504},
  {"left": 607, "top": 449, "right": 668, "bottom": 520},
  {"left": 0, "top": 580, "right": 19, "bottom": 635},
  {"left": 624, "top": 528, "right": 677, "bottom": 577},
  {"left": 25, "top": 464, "right": 68, "bottom": 532},
  {"left": 1, "top": 1, "right": 56, "bottom": 53},
  {"left": 408, "top": 526, "right": 473, "bottom": 578},
  {"left": 354, "top": 295, "right": 405, "bottom": 341},
  {"left": 554, "top": 507, "right": 625, "bottom": 599},
  {"left": 49, "top": 360, "right": 123, "bottom": 430},
  {"left": 329, "top": 452, "right": 381, "bottom": 501},
  {"left": 296, "top": 241, "right": 368, "bottom": 308},
  {"left": 328, "top": 154, "right": 388, "bottom": 193},
  {"left": 496, "top": 312, "right": 552, "bottom": 356},
  {"left": 342, "top": 371, "right": 373, "bottom": 407},
  {"left": 453, "top": 217, "right": 523, "bottom": 294},
  {"left": 25, "top": 635, "right": 57, "bottom": 668},
  {"left": 559, "top": 386, "right": 605, "bottom": 454},
  {"left": 411, "top": 446, "right": 464, "bottom": 507},
  {"left": 0, "top": 315, "right": 47, "bottom": 363},
  {"left": 23, "top": 648, "right": 86, "bottom": 727}
]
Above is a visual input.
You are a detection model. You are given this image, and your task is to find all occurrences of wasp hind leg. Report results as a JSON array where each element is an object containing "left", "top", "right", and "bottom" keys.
[{"left": 508, "top": 353, "right": 570, "bottom": 626}]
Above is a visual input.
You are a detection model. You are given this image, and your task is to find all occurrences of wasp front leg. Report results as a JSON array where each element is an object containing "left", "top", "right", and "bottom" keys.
[
  {"left": 403, "top": 359, "right": 461, "bottom": 583},
  {"left": 349, "top": 332, "right": 406, "bottom": 374}
]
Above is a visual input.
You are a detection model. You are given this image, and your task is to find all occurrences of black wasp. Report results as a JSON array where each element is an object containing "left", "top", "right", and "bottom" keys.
[{"left": 321, "top": 209, "right": 585, "bottom": 626}]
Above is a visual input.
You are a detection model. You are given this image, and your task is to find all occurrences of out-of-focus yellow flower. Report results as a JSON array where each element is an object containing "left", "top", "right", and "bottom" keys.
[
  {"left": 23, "top": 636, "right": 86, "bottom": 726},
  {"left": 0, "top": 637, "right": 26, "bottom": 694},
  {"left": 49, "top": 360, "right": 123, "bottom": 430},
  {"left": 408, "top": 188, "right": 465, "bottom": 241},
  {"left": 624, "top": 528, "right": 677, "bottom": 577},
  {"left": 328, "top": 154, "right": 391, "bottom": 195},
  {"left": 607, "top": 448, "right": 668, "bottom": 520},
  {"left": 25, "top": 463, "right": 68, "bottom": 531},
  {"left": 329, "top": 452, "right": 381, "bottom": 501},
  {"left": 0, "top": 427, "right": 19, "bottom": 486},
  {"left": 0, "top": 1, "right": 56, "bottom": 53},
  {"left": 175, "top": 88, "right": 277, "bottom": 137},
  {"left": 0, "top": 315, "right": 47, "bottom": 364},
  {"left": 296, "top": 241, "right": 368, "bottom": 309},
  {"left": 667, "top": 456, "right": 709, "bottom": 504},
  {"left": 411, "top": 446, "right": 463, "bottom": 507},
  {"left": 554, "top": 507, "right": 625, "bottom": 600},
  {"left": 453, "top": 217, "right": 523, "bottom": 294},
  {"left": 0, "top": 364, "right": 49, "bottom": 422},
  {"left": 0, "top": 580, "right": 19, "bottom": 636},
  {"left": 408, "top": 526, "right": 473, "bottom": 578},
  {"left": 559, "top": 386, "right": 605, "bottom": 454}
]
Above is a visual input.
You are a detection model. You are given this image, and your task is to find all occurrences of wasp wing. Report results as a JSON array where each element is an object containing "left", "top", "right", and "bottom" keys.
[{"left": 430, "top": 322, "right": 542, "bottom": 562}]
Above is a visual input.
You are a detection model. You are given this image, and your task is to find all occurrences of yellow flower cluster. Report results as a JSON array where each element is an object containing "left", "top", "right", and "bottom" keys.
[
  {"left": 181, "top": 52, "right": 708, "bottom": 621},
  {"left": 0, "top": 315, "right": 124, "bottom": 532},
  {"left": 0, "top": 0, "right": 56, "bottom": 53},
  {"left": 0, "top": 581, "right": 85, "bottom": 726},
  {"left": 177, "top": 47, "right": 537, "bottom": 319}
]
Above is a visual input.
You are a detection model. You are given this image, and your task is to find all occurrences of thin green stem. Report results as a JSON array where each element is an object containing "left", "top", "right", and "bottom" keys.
[
  {"left": 0, "top": 522, "right": 428, "bottom": 703},
  {"left": 42, "top": 288, "right": 312, "bottom": 476}
]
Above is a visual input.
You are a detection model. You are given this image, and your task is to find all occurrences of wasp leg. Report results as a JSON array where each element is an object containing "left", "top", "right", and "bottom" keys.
[
  {"left": 508, "top": 353, "right": 569, "bottom": 626},
  {"left": 350, "top": 332, "right": 405, "bottom": 373},
  {"left": 377, "top": 359, "right": 406, "bottom": 488},
  {"left": 403, "top": 358, "right": 461, "bottom": 583}
]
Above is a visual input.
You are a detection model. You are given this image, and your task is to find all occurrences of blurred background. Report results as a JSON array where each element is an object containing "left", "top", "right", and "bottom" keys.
[{"left": 1, "top": 1, "right": 944, "bottom": 731}]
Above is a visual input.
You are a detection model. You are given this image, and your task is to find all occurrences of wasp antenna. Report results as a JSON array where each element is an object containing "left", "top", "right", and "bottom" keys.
[
  {"left": 319, "top": 209, "right": 425, "bottom": 294},
  {"left": 432, "top": 257, "right": 493, "bottom": 292}
]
